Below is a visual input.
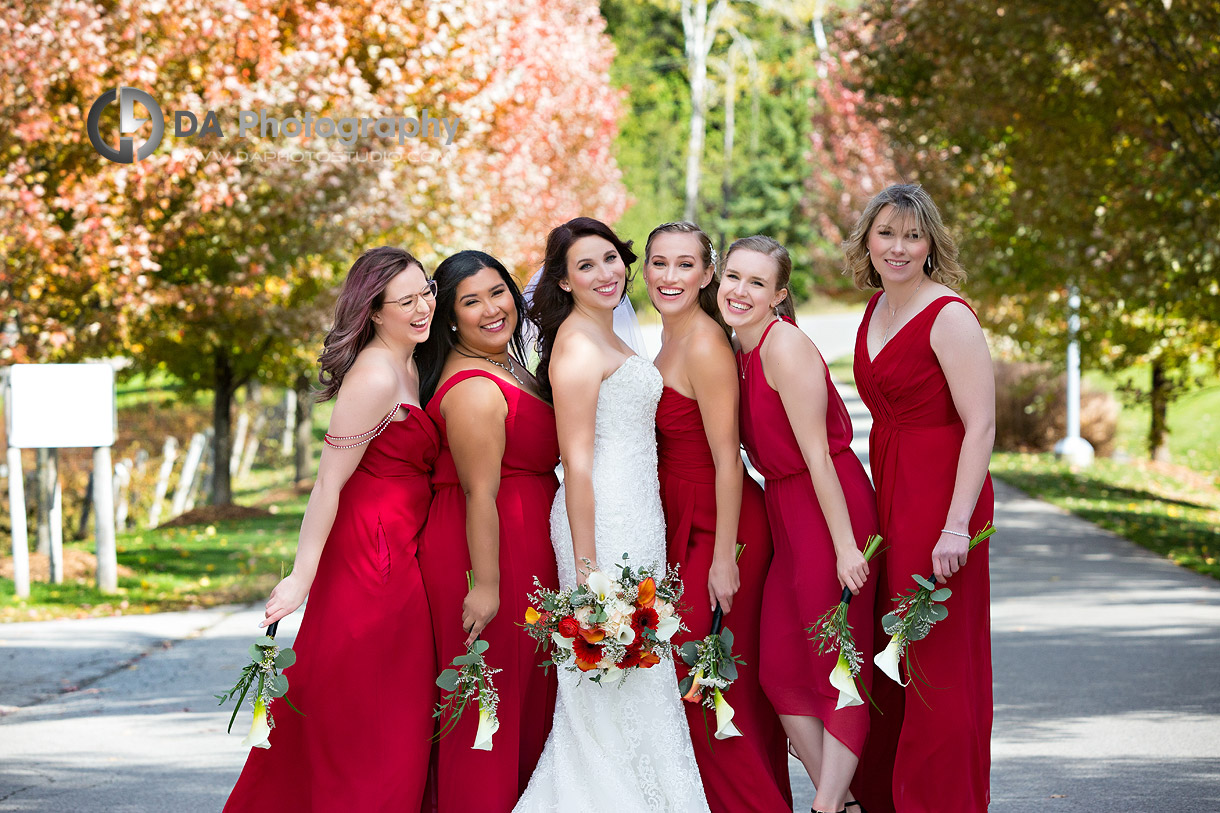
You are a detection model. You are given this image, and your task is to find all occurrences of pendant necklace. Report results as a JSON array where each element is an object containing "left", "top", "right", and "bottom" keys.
[
  {"left": 881, "top": 274, "right": 926, "bottom": 347},
  {"left": 456, "top": 346, "right": 526, "bottom": 388}
]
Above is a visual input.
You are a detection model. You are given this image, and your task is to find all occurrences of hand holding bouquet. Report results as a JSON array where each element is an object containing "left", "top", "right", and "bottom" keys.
[
  {"left": 523, "top": 554, "right": 684, "bottom": 684},
  {"left": 679, "top": 604, "right": 745, "bottom": 739},
  {"left": 875, "top": 523, "right": 997, "bottom": 686},
  {"left": 434, "top": 571, "right": 501, "bottom": 750},
  {"left": 807, "top": 534, "right": 884, "bottom": 709}
]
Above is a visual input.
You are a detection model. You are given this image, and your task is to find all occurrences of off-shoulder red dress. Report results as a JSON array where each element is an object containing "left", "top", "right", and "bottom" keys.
[
  {"left": 736, "top": 319, "right": 879, "bottom": 758},
  {"left": 225, "top": 404, "right": 439, "bottom": 812},
  {"left": 656, "top": 386, "right": 792, "bottom": 813},
  {"left": 851, "top": 293, "right": 994, "bottom": 813},
  {"left": 419, "top": 371, "right": 560, "bottom": 813}
]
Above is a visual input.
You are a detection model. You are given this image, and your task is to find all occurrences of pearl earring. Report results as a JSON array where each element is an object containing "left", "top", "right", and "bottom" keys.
[{"left": 450, "top": 324, "right": 456, "bottom": 332}]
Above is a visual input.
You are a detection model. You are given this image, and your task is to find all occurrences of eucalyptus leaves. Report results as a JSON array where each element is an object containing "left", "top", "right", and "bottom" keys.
[
  {"left": 875, "top": 523, "right": 997, "bottom": 686},
  {"left": 215, "top": 622, "right": 302, "bottom": 749},
  {"left": 807, "top": 534, "right": 884, "bottom": 709},
  {"left": 678, "top": 606, "right": 746, "bottom": 740},
  {"left": 434, "top": 638, "right": 501, "bottom": 751}
]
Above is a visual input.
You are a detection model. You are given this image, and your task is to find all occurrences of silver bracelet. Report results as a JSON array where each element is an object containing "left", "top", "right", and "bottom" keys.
[{"left": 941, "top": 528, "right": 970, "bottom": 539}]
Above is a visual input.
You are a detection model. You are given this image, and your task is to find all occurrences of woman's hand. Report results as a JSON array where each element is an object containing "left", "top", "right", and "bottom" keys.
[
  {"left": 262, "top": 573, "right": 310, "bottom": 627},
  {"left": 835, "top": 545, "right": 870, "bottom": 596},
  {"left": 931, "top": 531, "right": 970, "bottom": 584},
  {"left": 707, "top": 555, "right": 740, "bottom": 613},
  {"left": 461, "top": 582, "right": 500, "bottom": 648}
]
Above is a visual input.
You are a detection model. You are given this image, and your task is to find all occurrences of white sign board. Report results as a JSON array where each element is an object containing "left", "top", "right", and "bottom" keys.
[{"left": 8, "top": 364, "right": 116, "bottom": 448}]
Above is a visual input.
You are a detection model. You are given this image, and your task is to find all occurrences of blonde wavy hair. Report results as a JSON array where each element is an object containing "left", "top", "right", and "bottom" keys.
[{"left": 843, "top": 184, "right": 966, "bottom": 290}]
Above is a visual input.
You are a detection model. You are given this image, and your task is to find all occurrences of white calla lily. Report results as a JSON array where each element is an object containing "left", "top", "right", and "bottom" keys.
[
  {"left": 830, "top": 651, "right": 863, "bottom": 710},
  {"left": 551, "top": 631, "right": 574, "bottom": 650},
  {"left": 472, "top": 705, "right": 499, "bottom": 751},
  {"left": 615, "top": 624, "right": 636, "bottom": 645},
  {"left": 587, "top": 570, "right": 614, "bottom": 601},
  {"left": 600, "top": 665, "right": 625, "bottom": 683},
  {"left": 240, "top": 697, "right": 272, "bottom": 749},
  {"left": 874, "top": 634, "right": 908, "bottom": 686},
  {"left": 712, "top": 688, "right": 743, "bottom": 739},
  {"left": 655, "top": 615, "right": 681, "bottom": 642}
]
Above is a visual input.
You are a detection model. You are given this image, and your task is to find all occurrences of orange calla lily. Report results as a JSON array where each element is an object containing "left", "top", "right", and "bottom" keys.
[
  {"left": 637, "top": 577, "right": 656, "bottom": 608},
  {"left": 638, "top": 651, "right": 661, "bottom": 667},
  {"left": 578, "top": 626, "right": 606, "bottom": 644},
  {"left": 524, "top": 607, "right": 541, "bottom": 625},
  {"left": 682, "top": 670, "right": 704, "bottom": 703}
]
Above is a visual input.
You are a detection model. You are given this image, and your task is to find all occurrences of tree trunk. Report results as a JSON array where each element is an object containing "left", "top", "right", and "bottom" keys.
[
  {"left": 1148, "top": 359, "right": 1171, "bottom": 462},
  {"left": 294, "top": 373, "right": 314, "bottom": 484},
  {"left": 211, "top": 349, "right": 237, "bottom": 505},
  {"left": 682, "top": 0, "right": 723, "bottom": 222}
]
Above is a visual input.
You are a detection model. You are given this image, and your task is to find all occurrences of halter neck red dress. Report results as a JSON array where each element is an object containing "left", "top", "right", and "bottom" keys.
[
  {"left": 419, "top": 371, "right": 560, "bottom": 813},
  {"left": 736, "top": 318, "right": 879, "bottom": 757},
  {"left": 656, "top": 386, "right": 792, "bottom": 813},
  {"left": 225, "top": 405, "right": 439, "bottom": 812},
  {"left": 851, "top": 293, "right": 994, "bottom": 813}
]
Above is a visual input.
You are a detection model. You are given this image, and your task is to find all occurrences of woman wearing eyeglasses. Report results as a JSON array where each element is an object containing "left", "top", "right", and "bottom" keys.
[
  {"left": 225, "top": 247, "right": 442, "bottom": 811},
  {"left": 416, "top": 250, "right": 561, "bottom": 813}
]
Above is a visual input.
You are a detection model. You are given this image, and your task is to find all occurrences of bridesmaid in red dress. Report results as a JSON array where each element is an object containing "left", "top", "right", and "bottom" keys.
[
  {"left": 226, "top": 247, "right": 441, "bottom": 812},
  {"left": 846, "top": 184, "right": 995, "bottom": 813},
  {"left": 718, "top": 236, "right": 879, "bottom": 813},
  {"left": 643, "top": 222, "right": 792, "bottom": 813},
  {"left": 416, "top": 250, "right": 559, "bottom": 813}
]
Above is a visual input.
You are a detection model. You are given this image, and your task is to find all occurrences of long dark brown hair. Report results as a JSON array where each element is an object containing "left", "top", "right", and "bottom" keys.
[
  {"left": 723, "top": 235, "right": 796, "bottom": 320},
  {"left": 417, "top": 249, "right": 530, "bottom": 406},
  {"left": 316, "top": 246, "right": 426, "bottom": 402},
  {"left": 644, "top": 221, "right": 730, "bottom": 340},
  {"left": 529, "top": 217, "right": 638, "bottom": 402}
]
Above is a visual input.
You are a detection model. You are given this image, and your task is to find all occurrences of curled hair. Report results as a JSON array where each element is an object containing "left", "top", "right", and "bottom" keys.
[
  {"left": 843, "top": 183, "right": 966, "bottom": 290},
  {"left": 529, "top": 217, "right": 638, "bottom": 401},
  {"left": 417, "top": 249, "right": 530, "bottom": 405},
  {"left": 316, "top": 246, "right": 426, "bottom": 402},
  {"left": 644, "top": 221, "right": 730, "bottom": 340},
  {"left": 723, "top": 235, "right": 796, "bottom": 320}
]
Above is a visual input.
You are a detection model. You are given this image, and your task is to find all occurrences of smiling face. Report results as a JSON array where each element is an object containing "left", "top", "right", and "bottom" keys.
[
  {"left": 451, "top": 265, "right": 518, "bottom": 356},
  {"left": 562, "top": 234, "right": 627, "bottom": 312},
  {"left": 644, "top": 231, "right": 713, "bottom": 318},
  {"left": 718, "top": 249, "right": 785, "bottom": 330},
  {"left": 866, "top": 204, "right": 931, "bottom": 285},
  {"left": 375, "top": 263, "right": 433, "bottom": 344}
]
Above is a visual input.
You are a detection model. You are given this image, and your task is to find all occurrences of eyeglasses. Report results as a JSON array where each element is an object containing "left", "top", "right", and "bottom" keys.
[{"left": 390, "top": 279, "right": 438, "bottom": 311}]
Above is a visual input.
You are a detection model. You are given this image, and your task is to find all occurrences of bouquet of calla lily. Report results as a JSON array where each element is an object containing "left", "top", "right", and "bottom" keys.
[
  {"left": 215, "top": 621, "right": 303, "bottom": 750},
  {"left": 678, "top": 604, "right": 745, "bottom": 740},
  {"left": 806, "top": 534, "right": 884, "bottom": 710},
  {"left": 523, "top": 553, "right": 684, "bottom": 684},
  {"left": 434, "top": 572, "right": 501, "bottom": 750},
  {"left": 875, "top": 523, "right": 997, "bottom": 686}
]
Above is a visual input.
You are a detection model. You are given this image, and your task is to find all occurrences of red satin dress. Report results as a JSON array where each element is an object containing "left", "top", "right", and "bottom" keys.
[
  {"left": 419, "top": 371, "right": 560, "bottom": 813},
  {"left": 736, "top": 318, "right": 879, "bottom": 758},
  {"left": 225, "top": 405, "right": 439, "bottom": 813},
  {"left": 656, "top": 386, "right": 793, "bottom": 813},
  {"left": 851, "top": 293, "right": 994, "bottom": 813}
]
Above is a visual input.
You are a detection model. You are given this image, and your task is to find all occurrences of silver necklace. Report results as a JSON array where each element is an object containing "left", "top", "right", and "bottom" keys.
[
  {"left": 457, "top": 347, "right": 525, "bottom": 388},
  {"left": 881, "top": 275, "right": 926, "bottom": 347}
]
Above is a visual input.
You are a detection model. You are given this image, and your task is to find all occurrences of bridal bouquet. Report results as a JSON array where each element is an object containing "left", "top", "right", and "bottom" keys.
[
  {"left": 215, "top": 622, "right": 302, "bottom": 749},
  {"left": 434, "top": 572, "right": 501, "bottom": 750},
  {"left": 875, "top": 523, "right": 997, "bottom": 686},
  {"left": 807, "top": 534, "right": 884, "bottom": 709},
  {"left": 523, "top": 554, "right": 684, "bottom": 684}
]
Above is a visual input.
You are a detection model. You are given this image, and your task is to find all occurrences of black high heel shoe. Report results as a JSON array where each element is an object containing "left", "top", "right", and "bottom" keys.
[{"left": 844, "top": 802, "right": 868, "bottom": 813}]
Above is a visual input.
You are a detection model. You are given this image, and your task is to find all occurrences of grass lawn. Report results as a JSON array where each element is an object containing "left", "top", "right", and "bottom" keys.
[{"left": 991, "top": 452, "right": 1220, "bottom": 580}]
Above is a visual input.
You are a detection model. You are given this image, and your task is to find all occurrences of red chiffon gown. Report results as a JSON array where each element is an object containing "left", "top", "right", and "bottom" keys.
[
  {"left": 419, "top": 371, "right": 560, "bottom": 813},
  {"left": 656, "top": 386, "right": 793, "bottom": 813},
  {"left": 736, "top": 318, "right": 879, "bottom": 758},
  {"left": 225, "top": 404, "right": 439, "bottom": 813},
  {"left": 851, "top": 293, "right": 994, "bottom": 813}
]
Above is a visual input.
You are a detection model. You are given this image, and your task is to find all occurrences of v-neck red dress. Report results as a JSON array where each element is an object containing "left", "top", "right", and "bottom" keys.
[
  {"left": 419, "top": 370, "right": 560, "bottom": 813},
  {"left": 851, "top": 293, "right": 994, "bottom": 813},
  {"left": 736, "top": 318, "right": 879, "bottom": 758},
  {"left": 225, "top": 405, "right": 440, "bottom": 813},
  {"left": 656, "top": 386, "right": 792, "bottom": 813}
]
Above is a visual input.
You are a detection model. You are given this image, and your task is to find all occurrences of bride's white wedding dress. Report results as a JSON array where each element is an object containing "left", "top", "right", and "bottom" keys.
[{"left": 514, "top": 355, "right": 709, "bottom": 812}]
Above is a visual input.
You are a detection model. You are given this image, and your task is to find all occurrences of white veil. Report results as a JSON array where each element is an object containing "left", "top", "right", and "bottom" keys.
[{"left": 521, "top": 268, "right": 647, "bottom": 366}]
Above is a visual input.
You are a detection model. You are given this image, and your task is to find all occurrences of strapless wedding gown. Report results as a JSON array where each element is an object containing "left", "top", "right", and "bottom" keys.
[{"left": 514, "top": 355, "right": 709, "bottom": 812}]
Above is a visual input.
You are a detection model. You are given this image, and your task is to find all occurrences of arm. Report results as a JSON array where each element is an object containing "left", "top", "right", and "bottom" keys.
[
  {"left": 551, "top": 331, "right": 607, "bottom": 584},
  {"left": 262, "top": 364, "right": 400, "bottom": 625},
  {"left": 929, "top": 301, "right": 996, "bottom": 584},
  {"left": 687, "top": 332, "right": 744, "bottom": 613},
  {"left": 766, "top": 326, "right": 870, "bottom": 595},
  {"left": 442, "top": 376, "right": 510, "bottom": 646}
]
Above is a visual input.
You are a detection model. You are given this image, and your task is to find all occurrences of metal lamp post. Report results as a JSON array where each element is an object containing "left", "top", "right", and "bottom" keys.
[{"left": 1055, "top": 285, "right": 1095, "bottom": 466}]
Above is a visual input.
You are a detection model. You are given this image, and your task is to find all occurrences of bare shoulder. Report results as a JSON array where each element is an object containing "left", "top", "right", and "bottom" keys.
[
  {"left": 338, "top": 350, "right": 399, "bottom": 403},
  {"left": 687, "top": 322, "right": 735, "bottom": 368},
  {"left": 762, "top": 320, "right": 822, "bottom": 374},
  {"left": 552, "top": 322, "right": 611, "bottom": 383},
  {"left": 439, "top": 374, "right": 507, "bottom": 421},
  {"left": 931, "top": 298, "right": 984, "bottom": 340}
]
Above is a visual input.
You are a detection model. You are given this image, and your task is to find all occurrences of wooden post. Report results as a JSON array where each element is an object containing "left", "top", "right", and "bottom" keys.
[
  {"left": 230, "top": 411, "right": 249, "bottom": 476},
  {"left": 187, "top": 428, "right": 213, "bottom": 512},
  {"left": 49, "top": 467, "right": 64, "bottom": 584},
  {"left": 148, "top": 437, "right": 178, "bottom": 528},
  {"left": 238, "top": 412, "right": 266, "bottom": 479},
  {"left": 36, "top": 448, "right": 53, "bottom": 555},
  {"left": 171, "top": 432, "right": 206, "bottom": 517},
  {"left": 93, "top": 446, "right": 118, "bottom": 593},
  {"left": 6, "top": 445, "right": 30, "bottom": 598},
  {"left": 281, "top": 388, "right": 296, "bottom": 458},
  {"left": 113, "top": 458, "right": 132, "bottom": 532}
]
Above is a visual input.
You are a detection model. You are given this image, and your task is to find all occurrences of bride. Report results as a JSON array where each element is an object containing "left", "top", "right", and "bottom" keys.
[{"left": 514, "top": 218, "right": 710, "bottom": 812}]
